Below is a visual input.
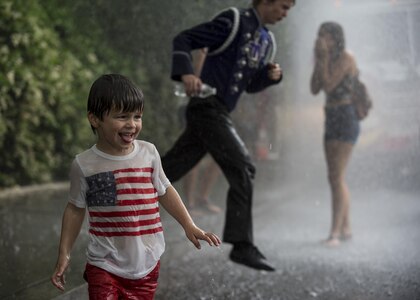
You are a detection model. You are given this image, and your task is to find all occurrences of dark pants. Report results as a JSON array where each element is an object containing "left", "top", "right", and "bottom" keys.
[{"left": 162, "top": 96, "right": 255, "bottom": 244}]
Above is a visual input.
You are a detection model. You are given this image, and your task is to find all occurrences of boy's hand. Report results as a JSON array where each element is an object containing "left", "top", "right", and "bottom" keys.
[
  {"left": 181, "top": 74, "right": 202, "bottom": 97},
  {"left": 185, "top": 225, "right": 221, "bottom": 249},
  {"left": 267, "top": 63, "right": 282, "bottom": 81},
  {"left": 51, "top": 254, "right": 70, "bottom": 291}
]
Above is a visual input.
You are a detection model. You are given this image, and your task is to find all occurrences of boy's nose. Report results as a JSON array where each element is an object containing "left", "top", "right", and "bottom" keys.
[{"left": 127, "top": 118, "right": 136, "bottom": 127}]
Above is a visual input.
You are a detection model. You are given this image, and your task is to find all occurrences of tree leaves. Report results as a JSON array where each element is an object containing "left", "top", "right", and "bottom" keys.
[{"left": 0, "top": 0, "right": 256, "bottom": 187}]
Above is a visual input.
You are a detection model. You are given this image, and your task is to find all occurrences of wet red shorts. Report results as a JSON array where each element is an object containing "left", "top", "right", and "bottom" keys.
[{"left": 84, "top": 261, "right": 160, "bottom": 300}]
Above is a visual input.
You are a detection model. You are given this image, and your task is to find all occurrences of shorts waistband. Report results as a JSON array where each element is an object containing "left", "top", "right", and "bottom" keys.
[{"left": 325, "top": 99, "right": 352, "bottom": 109}]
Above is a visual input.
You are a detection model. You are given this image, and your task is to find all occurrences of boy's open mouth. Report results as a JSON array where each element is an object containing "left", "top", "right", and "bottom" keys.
[{"left": 120, "top": 133, "right": 135, "bottom": 143}]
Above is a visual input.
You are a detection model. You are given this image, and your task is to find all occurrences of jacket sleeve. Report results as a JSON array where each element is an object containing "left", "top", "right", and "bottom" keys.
[
  {"left": 245, "top": 64, "right": 283, "bottom": 93},
  {"left": 171, "top": 9, "right": 235, "bottom": 81}
]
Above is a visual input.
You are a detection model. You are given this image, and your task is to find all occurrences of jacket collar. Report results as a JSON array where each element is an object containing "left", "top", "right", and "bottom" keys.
[{"left": 250, "top": 7, "right": 263, "bottom": 27}]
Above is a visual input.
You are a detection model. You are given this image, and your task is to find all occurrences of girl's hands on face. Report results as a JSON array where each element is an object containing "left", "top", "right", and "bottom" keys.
[{"left": 315, "top": 36, "right": 328, "bottom": 59}]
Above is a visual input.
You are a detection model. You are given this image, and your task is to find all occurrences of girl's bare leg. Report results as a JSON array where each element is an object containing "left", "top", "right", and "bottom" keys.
[
  {"left": 324, "top": 140, "right": 354, "bottom": 246},
  {"left": 199, "top": 157, "right": 222, "bottom": 213}
]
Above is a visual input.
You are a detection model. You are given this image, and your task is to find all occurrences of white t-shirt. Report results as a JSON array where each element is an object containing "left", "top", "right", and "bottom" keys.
[{"left": 69, "top": 140, "right": 171, "bottom": 279}]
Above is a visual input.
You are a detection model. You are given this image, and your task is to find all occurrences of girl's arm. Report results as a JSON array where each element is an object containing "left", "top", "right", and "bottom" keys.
[
  {"left": 159, "top": 185, "right": 221, "bottom": 249},
  {"left": 310, "top": 58, "right": 324, "bottom": 95},
  {"left": 320, "top": 52, "right": 357, "bottom": 94},
  {"left": 310, "top": 38, "right": 327, "bottom": 95},
  {"left": 51, "top": 203, "right": 86, "bottom": 291},
  {"left": 311, "top": 38, "right": 357, "bottom": 94}
]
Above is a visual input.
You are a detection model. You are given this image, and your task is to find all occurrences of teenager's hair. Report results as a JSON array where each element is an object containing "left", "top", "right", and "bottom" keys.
[
  {"left": 87, "top": 74, "right": 144, "bottom": 131},
  {"left": 252, "top": 0, "right": 296, "bottom": 7},
  {"left": 319, "top": 22, "right": 345, "bottom": 61}
]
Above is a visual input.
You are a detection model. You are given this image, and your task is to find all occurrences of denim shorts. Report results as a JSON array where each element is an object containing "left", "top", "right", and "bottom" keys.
[{"left": 324, "top": 104, "right": 360, "bottom": 144}]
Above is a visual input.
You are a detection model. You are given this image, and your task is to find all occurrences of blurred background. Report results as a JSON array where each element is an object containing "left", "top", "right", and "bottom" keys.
[
  {"left": 1, "top": 0, "right": 419, "bottom": 189},
  {"left": 278, "top": 0, "right": 420, "bottom": 191},
  {"left": 0, "top": 0, "right": 249, "bottom": 188}
]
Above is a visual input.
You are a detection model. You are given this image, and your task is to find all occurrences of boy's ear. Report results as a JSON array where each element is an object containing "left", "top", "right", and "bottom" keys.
[{"left": 87, "top": 112, "right": 99, "bottom": 129}]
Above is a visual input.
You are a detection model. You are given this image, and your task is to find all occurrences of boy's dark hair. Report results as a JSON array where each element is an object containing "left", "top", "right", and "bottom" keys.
[
  {"left": 252, "top": 0, "right": 296, "bottom": 7},
  {"left": 87, "top": 74, "right": 144, "bottom": 132}
]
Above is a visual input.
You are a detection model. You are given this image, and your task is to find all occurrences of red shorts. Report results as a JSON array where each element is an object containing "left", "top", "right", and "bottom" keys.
[{"left": 84, "top": 261, "right": 160, "bottom": 300}]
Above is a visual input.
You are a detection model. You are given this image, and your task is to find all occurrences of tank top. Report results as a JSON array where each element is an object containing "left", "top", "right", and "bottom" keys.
[{"left": 326, "top": 75, "right": 355, "bottom": 104}]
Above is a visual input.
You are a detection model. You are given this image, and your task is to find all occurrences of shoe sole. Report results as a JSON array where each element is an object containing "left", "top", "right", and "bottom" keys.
[{"left": 229, "top": 254, "right": 275, "bottom": 271}]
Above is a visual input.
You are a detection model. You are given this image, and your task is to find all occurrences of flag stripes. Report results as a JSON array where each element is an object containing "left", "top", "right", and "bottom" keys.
[{"left": 88, "top": 167, "right": 162, "bottom": 237}]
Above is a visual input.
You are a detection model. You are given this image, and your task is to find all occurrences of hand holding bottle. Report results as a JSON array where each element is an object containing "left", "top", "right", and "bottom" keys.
[
  {"left": 175, "top": 75, "right": 216, "bottom": 98},
  {"left": 181, "top": 74, "right": 202, "bottom": 97}
]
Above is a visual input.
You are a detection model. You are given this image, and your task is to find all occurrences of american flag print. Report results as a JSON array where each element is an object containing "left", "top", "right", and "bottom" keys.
[{"left": 85, "top": 167, "right": 162, "bottom": 237}]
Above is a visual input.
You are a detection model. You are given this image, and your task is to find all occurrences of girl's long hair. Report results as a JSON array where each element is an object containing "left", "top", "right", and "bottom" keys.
[{"left": 319, "top": 21, "right": 345, "bottom": 62}]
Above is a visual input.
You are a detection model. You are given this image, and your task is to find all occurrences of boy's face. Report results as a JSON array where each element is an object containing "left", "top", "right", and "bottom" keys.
[
  {"left": 259, "top": 0, "right": 294, "bottom": 25},
  {"left": 88, "top": 107, "right": 143, "bottom": 156}
]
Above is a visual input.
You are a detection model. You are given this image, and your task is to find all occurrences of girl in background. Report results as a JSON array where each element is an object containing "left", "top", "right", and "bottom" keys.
[{"left": 310, "top": 22, "right": 359, "bottom": 247}]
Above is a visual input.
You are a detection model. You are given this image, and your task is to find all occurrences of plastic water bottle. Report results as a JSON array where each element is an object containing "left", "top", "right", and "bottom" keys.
[
  {"left": 173, "top": 83, "right": 187, "bottom": 97},
  {"left": 174, "top": 83, "right": 217, "bottom": 98}
]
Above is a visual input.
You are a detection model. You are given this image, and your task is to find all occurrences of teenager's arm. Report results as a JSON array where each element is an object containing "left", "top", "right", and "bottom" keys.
[
  {"left": 192, "top": 48, "right": 208, "bottom": 76},
  {"left": 51, "top": 202, "right": 86, "bottom": 291},
  {"left": 246, "top": 63, "right": 283, "bottom": 93},
  {"left": 311, "top": 37, "right": 328, "bottom": 95},
  {"left": 310, "top": 59, "right": 324, "bottom": 95},
  {"left": 317, "top": 52, "right": 356, "bottom": 94},
  {"left": 159, "top": 185, "right": 221, "bottom": 249},
  {"left": 171, "top": 9, "right": 235, "bottom": 82},
  {"left": 311, "top": 37, "right": 350, "bottom": 94},
  {"left": 178, "top": 48, "right": 209, "bottom": 96}
]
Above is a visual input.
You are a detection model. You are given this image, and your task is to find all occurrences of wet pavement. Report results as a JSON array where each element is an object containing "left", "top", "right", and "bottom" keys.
[{"left": 1, "top": 158, "right": 419, "bottom": 300}]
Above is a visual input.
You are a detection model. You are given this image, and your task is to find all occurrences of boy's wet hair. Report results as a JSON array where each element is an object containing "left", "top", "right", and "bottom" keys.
[
  {"left": 252, "top": 0, "right": 296, "bottom": 7},
  {"left": 87, "top": 74, "right": 144, "bottom": 132}
]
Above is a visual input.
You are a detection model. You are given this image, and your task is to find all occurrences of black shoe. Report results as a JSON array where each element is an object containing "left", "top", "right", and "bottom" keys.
[{"left": 229, "top": 243, "right": 275, "bottom": 271}]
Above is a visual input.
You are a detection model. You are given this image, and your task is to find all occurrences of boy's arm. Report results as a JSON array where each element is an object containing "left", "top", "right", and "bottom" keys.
[
  {"left": 159, "top": 185, "right": 221, "bottom": 249},
  {"left": 180, "top": 48, "right": 209, "bottom": 97},
  {"left": 245, "top": 63, "right": 283, "bottom": 94},
  {"left": 51, "top": 202, "right": 86, "bottom": 291},
  {"left": 171, "top": 9, "right": 235, "bottom": 82}
]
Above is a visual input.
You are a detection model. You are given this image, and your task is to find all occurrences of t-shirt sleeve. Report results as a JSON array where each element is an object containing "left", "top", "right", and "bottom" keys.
[
  {"left": 68, "top": 158, "right": 88, "bottom": 208},
  {"left": 151, "top": 145, "right": 171, "bottom": 196}
]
